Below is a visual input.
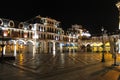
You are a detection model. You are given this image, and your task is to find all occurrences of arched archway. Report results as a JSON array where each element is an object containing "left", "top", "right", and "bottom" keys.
[
  {"left": 55, "top": 42, "right": 60, "bottom": 53},
  {"left": 26, "top": 40, "right": 34, "bottom": 54},
  {"left": 48, "top": 42, "right": 53, "bottom": 53},
  {"left": 25, "top": 40, "right": 34, "bottom": 59},
  {"left": 5, "top": 40, "right": 15, "bottom": 56},
  {"left": 16, "top": 39, "right": 26, "bottom": 54},
  {"left": 80, "top": 45, "right": 86, "bottom": 52},
  {"left": 37, "top": 41, "right": 44, "bottom": 54},
  {"left": 86, "top": 44, "right": 92, "bottom": 52},
  {"left": 63, "top": 43, "right": 69, "bottom": 52}
]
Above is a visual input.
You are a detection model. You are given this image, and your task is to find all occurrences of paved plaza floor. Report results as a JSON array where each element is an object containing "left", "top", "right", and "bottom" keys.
[{"left": 1, "top": 52, "right": 120, "bottom": 80}]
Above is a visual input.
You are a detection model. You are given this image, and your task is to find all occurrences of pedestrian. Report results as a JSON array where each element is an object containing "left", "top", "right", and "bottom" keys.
[
  {"left": 109, "top": 37, "right": 115, "bottom": 58},
  {"left": 116, "top": 37, "right": 120, "bottom": 54}
]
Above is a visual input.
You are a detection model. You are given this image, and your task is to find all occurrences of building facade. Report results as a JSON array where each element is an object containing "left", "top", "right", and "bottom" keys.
[
  {"left": 116, "top": 1, "right": 120, "bottom": 30},
  {"left": 1, "top": 14, "right": 120, "bottom": 59},
  {"left": 0, "top": 15, "right": 92, "bottom": 58}
]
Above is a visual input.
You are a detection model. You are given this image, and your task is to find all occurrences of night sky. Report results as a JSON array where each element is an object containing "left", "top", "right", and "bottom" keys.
[{"left": 0, "top": 0, "right": 119, "bottom": 36}]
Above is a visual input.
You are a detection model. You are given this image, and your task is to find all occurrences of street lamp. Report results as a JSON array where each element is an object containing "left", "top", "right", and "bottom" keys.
[{"left": 101, "top": 27, "right": 105, "bottom": 62}]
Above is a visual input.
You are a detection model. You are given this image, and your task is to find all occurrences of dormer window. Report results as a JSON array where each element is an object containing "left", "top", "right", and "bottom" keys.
[
  {"left": 0, "top": 19, "right": 3, "bottom": 26},
  {"left": 19, "top": 24, "right": 23, "bottom": 29},
  {"left": 29, "top": 25, "right": 32, "bottom": 30},
  {"left": 9, "top": 22, "right": 14, "bottom": 27}
]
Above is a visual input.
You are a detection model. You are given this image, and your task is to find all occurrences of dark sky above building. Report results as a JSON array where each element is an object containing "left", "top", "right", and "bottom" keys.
[{"left": 0, "top": 0, "right": 119, "bottom": 36}]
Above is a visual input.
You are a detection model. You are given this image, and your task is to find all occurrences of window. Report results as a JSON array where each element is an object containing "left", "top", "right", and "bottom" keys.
[
  {"left": 0, "top": 20, "right": 2, "bottom": 26},
  {"left": 19, "top": 24, "right": 23, "bottom": 29},
  {"left": 9, "top": 22, "right": 14, "bottom": 27}
]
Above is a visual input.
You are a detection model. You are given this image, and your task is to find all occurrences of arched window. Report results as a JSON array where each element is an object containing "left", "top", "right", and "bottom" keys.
[
  {"left": 0, "top": 19, "right": 3, "bottom": 26},
  {"left": 19, "top": 24, "right": 23, "bottom": 29},
  {"left": 29, "top": 25, "right": 32, "bottom": 30},
  {"left": 9, "top": 21, "right": 14, "bottom": 27}
]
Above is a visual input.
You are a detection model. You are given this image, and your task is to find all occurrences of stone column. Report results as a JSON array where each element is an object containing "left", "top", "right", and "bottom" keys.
[
  {"left": 53, "top": 42, "right": 55, "bottom": 53},
  {"left": 14, "top": 44, "right": 17, "bottom": 56},
  {"left": 44, "top": 41, "right": 48, "bottom": 53},
  {"left": 3, "top": 46, "right": 5, "bottom": 55},
  {"left": 60, "top": 43, "right": 63, "bottom": 53},
  {"left": 32, "top": 45, "right": 35, "bottom": 58}
]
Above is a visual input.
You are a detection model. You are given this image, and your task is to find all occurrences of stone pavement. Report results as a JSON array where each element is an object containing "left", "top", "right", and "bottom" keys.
[
  {"left": 5, "top": 53, "right": 104, "bottom": 74},
  {"left": 2, "top": 53, "right": 120, "bottom": 80}
]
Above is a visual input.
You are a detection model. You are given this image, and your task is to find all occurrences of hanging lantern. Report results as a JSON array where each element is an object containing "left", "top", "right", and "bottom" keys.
[
  {"left": 3, "top": 30, "right": 8, "bottom": 37},
  {"left": 24, "top": 33, "right": 27, "bottom": 38}
]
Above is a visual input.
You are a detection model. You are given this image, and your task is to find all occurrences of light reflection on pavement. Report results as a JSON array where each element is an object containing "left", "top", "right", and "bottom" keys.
[
  {"left": 9, "top": 52, "right": 114, "bottom": 74},
  {"left": 3, "top": 52, "right": 120, "bottom": 80}
]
